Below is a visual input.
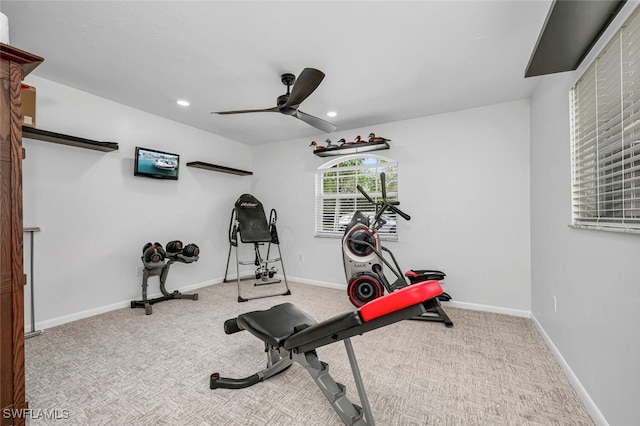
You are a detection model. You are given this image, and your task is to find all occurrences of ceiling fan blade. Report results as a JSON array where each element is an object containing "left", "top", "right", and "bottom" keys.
[
  {"left": 212, "top": 106, "right": 279, "bottom": 115},
  {"left": 295, "top": 110, "right": 337, "bottom": 133},
  {"left": 285, "top": 68, "right": 325, "bottom": 108}
]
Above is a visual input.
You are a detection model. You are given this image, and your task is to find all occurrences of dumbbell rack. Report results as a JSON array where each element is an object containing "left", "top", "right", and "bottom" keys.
[{"left": 131, "top": 255, "right": 199, "bottom": 315}]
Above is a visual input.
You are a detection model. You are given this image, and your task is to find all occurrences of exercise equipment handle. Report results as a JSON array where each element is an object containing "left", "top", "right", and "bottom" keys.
[
  {"left": 357, "top": 173, "right": 411, "bottom": 222},
  {"left": 388, "top": 203, "right": 411, "bottom": 221},
  {"left": 379, "top": 172, "right": 410, "bottom": 221},
  {"left": 356, "top": 184, "right": 376, "bottom": 205},
  {"left": 380, "top": 171, "right": 388, "bottom": 201}
]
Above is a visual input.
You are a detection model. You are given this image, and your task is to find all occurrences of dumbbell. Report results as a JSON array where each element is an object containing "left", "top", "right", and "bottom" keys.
[
  {"left": 178, "top": 243, "right": 200, "bottom": 263},
  {"left": 142, "top": 242, "right": 166, "bottom": 267},
  {"left": 165, "top": 240, "right": 183, "bottom": 258},
  {"left": 183, "top": 243, "right": 199, "bottom": 258}
]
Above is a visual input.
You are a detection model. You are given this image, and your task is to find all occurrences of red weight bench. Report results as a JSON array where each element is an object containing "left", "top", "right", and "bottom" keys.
[{"left": 210, "top": 279, "right": 444, "bottom": 426}]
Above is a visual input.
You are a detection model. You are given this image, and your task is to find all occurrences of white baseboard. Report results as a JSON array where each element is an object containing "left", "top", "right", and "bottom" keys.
[
  {"left": 287, "top": 276, "right": 347, "bottom": 291},
  {"left": 28, "top": 299, "right": 134, "bottom": 331},
  {"left": 530, "top": 313, "right": 608, "bottom": 426},
  {"left": 176, "top": 278, "right": 222, "bottom": 294},
  {"left": 444, "top": 300, "right": 531, "bottom": 318},
  {"left": 26, "top": 278, "right": 221, "bottom": 331}
]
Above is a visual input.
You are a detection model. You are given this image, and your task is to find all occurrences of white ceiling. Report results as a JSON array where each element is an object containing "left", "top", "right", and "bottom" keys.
[{"left": 1, "top": 1, "right": 552, "bottom": 146}]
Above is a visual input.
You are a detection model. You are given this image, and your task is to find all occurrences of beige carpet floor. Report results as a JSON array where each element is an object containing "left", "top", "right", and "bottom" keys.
[{"left": 23, "top": 281, "right": 594, "bottom": 425}]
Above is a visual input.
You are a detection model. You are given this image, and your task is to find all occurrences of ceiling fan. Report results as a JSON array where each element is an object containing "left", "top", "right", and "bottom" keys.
[{"left": 212, "top": 68, "right": 337, "bottom": 133}]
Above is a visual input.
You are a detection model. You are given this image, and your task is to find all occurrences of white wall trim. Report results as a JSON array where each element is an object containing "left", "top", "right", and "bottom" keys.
[
  {"left": 287, "top": 276, "right": 347, "bottom": 291},
  {"left": 26, "top": 278, "right": 221, "bottom": 331},
  {"left": 444, "top": 300, "right": 530, "bottom": 318},
  {"left": 531, "top": 313, "right": 608, "bottom": 426},
  {"left": 178, "top": 278, "right": 222, "bottom": 294}
]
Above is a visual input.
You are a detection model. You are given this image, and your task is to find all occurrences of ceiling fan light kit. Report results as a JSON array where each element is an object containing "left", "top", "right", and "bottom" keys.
[{"left": 213, "top": 68, "right": 337, "bottom": 133}]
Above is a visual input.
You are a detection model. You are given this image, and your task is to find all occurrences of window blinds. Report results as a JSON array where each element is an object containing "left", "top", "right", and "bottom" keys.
[
  {"left": 571, "top": 7, "right": 640, "bottom": 232},
  {"left": 315, "top": 158, "right": 398, "bottom": 239}
]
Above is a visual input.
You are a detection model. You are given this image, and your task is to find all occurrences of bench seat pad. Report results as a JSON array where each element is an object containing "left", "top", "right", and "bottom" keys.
[{"left": 237, "top": 302, "right": 317, "bottom": 347}]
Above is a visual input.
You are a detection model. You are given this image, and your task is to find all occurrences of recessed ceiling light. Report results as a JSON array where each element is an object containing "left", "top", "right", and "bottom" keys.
[
  {"left": 176, "top": 99, "right": 190, "bottom": 107},
  {"left": 327, "top": 111, "right": 337, "bottom": 117}
]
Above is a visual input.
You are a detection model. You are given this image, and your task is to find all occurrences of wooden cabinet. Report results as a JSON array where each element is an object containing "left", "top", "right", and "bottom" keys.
[{"left": 0, "top": 43, "right": 43, "bottom": 426}]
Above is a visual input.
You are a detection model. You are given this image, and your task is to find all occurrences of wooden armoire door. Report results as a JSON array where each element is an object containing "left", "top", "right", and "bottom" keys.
[{"left": 0, "top": 43, "right": 42, "bottom": 426}]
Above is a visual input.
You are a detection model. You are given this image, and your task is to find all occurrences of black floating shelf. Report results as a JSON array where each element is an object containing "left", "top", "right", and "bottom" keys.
[
  {"left": 186, "top": 161, "right": 252, "bottom": 176},
  {"left": 313, "top": 141, "right": 389, "bottom": 157},
  {"left": 22, "top": 127, "right": 119, "bottom": 152}
]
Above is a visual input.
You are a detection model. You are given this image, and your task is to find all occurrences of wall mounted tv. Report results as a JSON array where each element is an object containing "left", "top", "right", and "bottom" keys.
[{"left": 134, "top": 147, "right": 180, "bottom": 180}]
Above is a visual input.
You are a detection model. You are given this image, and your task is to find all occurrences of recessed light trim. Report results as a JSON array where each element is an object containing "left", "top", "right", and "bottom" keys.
[{"left": 176, "top": 99, "right": 190, "bottom": 107}]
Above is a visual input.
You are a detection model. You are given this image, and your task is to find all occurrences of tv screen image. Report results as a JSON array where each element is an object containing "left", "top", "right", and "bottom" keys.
[{"left": 134, "top": 147, "right": 180, "bottom": 180}]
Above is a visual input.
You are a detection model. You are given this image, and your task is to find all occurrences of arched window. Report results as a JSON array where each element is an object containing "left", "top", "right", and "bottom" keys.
[{"left": 315, "top": 154, "right": 399, "bottom": 240}]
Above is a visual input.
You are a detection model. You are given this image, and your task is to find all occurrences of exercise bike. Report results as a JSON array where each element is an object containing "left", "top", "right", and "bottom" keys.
[{"left": 341, "top": 172, "right": 453, "bottom": 327}]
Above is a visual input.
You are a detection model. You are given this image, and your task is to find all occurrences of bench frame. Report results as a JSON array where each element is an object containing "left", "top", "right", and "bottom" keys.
[{"left": 210, "top": 281, "right": 442, "bottom": 425}]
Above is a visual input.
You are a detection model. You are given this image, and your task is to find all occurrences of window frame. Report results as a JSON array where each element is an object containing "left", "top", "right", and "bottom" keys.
[
  {"left": 314, "top": 154, "right": 399, "bottom": 240},
  {"left": 570, "top": 6, "right": 640, "bottom": 234}
]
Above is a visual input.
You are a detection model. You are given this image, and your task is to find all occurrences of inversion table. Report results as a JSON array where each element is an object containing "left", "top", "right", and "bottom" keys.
[
  {"left": 224, "top": 193, "right": 291, "bottom": 301},
  {"left": 210, "top": 279, "right": 444, "bottom": 425}
]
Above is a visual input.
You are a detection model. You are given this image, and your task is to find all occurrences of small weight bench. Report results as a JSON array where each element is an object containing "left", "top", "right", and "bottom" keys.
[{"left": 210, "top": 280, "right": 444, "bottom": 426}]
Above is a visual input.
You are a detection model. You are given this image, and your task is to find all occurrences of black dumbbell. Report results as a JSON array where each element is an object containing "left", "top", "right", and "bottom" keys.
[
  {"left": 142, "top": 242, "right": 165, "bottom": 264},
  {"left": 166, "top": 240, "right": 183, "bottom": 257},
  {"left": 182, "top": 243, "right": 200, "bottom": 258}
]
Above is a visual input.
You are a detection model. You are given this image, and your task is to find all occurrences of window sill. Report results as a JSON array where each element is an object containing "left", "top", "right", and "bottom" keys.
[{"left": 568, "top": 224, "right": 640, "bottom": 235}]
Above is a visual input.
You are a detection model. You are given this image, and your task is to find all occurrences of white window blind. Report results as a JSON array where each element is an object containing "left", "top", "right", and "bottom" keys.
[
  {"left": 571, "top": 7, "right": 640, "bottom": 233},
  {"left": 315, "top": 155, "right": 399, "bottom": 240}
]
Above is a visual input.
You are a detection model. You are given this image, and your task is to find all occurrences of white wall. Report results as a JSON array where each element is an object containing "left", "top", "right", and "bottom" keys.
[
  {"left": 22, "top": 75, "right": 252, "bottom": 327},
  {"left": 251, "top": 100, "right": 532, "bottom": 314},
  {"left": 530, "top": 62, "right": 640, "bottom": 426},
  {"left": 528, "top": 3, "right": 640, "bottom": 425}
]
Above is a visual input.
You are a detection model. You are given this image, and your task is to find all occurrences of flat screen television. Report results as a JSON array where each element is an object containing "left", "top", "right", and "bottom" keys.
[{"left": 134, "top": 147, "right": 180, "bottom": 180}]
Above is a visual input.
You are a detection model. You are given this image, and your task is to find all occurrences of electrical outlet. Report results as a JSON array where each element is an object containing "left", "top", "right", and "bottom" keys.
[
  {"left": 136, "top": 266, "right": 144, "bottom": 276},
  {"left": 552, "top": 295, "right": 557, "bottom": 313},
  {"left": 297, "top": 254, "right": 304, "bottom": 263}
]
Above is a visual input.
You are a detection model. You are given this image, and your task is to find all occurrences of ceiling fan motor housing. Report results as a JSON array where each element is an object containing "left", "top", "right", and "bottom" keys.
[
  {"left": 277, "top": 98, "right": 297, "bottom": 115},
  {"left": 277, "top": 73, "right": 297, "bottom": 114}
]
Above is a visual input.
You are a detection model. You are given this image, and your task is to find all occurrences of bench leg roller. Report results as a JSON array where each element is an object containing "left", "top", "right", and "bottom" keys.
[
  {"left": 210, "top": 372, "right": 260, "bottom": 389},
  {"left": 224, "top": 318, "right": 242, "bottom": 334}
]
